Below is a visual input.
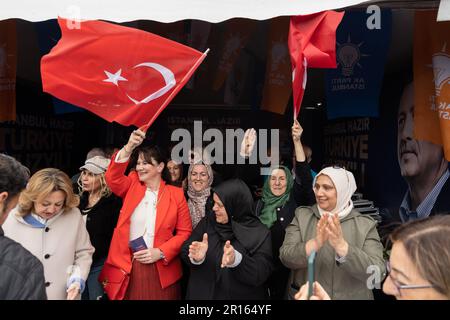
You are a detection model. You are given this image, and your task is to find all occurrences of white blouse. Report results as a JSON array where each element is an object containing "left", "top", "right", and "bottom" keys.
[
  {"left": 115, "top": 148, "right": 158, "bottom": 248},
  {"left": 129, "top": 189, "right": 158, "bottom": 248}
]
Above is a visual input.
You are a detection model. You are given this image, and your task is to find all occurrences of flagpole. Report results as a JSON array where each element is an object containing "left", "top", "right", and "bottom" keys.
[{"left": 140, "top": 49, "right": 210, "bottom": 132}]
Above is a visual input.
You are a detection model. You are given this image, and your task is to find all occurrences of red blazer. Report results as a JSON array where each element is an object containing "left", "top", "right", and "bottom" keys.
[{"left": 104, "top": 151, "right": 192, "bottom": 290}]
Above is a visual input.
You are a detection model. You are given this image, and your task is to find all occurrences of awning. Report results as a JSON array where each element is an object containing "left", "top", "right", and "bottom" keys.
[{"left": 1, "top": 0, "right": 374, "bottom": 23}]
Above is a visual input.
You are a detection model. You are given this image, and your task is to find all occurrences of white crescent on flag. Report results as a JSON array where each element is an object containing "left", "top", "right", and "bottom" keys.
[{"left": 126, "top": 62, "right": 176, "bottom": 105}]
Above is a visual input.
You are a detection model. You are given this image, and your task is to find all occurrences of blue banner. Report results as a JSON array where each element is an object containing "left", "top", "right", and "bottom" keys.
[
  {"left": 35, "top": 20, "right": 84, "bottom": 114},
  {"left": 325, "top": 10, "right": 391, "bottom": 119}
]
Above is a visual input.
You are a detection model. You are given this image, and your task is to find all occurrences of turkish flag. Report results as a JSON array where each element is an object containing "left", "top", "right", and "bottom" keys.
[
  {"left": 289, "top": 11, "right": 344, "bottom": 118},
  {"left": 41, "top": 18, "right": 207, "bottom": 128}
]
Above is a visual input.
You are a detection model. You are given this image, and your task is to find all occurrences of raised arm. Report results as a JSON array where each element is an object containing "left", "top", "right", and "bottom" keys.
[
  {"left": 105, "top": 129, "right": 146, "bottom": 198},
  {"left": 291, "top": 120, "right": 316, "bottom": 206}
]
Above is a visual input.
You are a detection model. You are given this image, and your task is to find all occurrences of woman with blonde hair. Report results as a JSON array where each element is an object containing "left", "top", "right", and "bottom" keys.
[
  {"left": 3, "top": 168, "right": 94, "bottom": 300},
  {"left": 77, "top": 156, "right": 122, "bottom": 300}
]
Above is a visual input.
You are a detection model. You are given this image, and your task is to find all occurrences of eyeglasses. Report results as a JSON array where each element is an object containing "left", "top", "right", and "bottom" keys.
[{"left": 385, "top": 260, "right": 434, "bottom": 296}]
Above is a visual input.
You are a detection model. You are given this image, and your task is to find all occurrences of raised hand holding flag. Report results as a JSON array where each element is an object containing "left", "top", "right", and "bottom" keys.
[{"left": 289, "top": 11, "right": 344, "bottom": 119}]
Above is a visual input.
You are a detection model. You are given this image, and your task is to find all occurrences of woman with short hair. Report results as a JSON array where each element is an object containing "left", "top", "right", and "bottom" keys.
[{"left": 102, "top": 129, "right": 192, "bottom": 300}]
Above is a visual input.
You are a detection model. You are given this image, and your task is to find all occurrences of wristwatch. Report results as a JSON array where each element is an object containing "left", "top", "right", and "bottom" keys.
[{"left": 159, "top": 249, "right": 166, "bottom": 260}]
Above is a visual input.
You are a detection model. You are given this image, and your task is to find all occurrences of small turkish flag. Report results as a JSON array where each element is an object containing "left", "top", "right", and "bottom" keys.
[
  {"left": 289, "top": 11, "right": 344, "bottom": 118},
  {"left": 41, "top": 18, "right": 207, "bottom": 128}
]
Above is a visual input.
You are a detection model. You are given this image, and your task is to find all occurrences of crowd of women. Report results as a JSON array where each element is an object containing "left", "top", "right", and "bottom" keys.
[{"left": 2, "top": 120, "right": 449, "bottom": 300}]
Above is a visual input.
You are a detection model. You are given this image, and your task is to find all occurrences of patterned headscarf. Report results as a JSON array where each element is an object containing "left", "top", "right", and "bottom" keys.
[{"left": 187, "top": 162, "right": 214, "bottom": 228}]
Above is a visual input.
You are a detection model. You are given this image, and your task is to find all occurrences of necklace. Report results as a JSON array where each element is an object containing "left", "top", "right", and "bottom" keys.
[{"left": 146, "top": 186, "right": 165, "bottom": 209}]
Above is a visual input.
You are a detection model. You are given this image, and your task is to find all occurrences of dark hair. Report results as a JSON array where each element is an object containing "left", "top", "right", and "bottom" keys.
[
  {"left": 130, "top": 146, "right": 170, "bottom": 182},
  {"left": 0, "top": 153, "right": 30, "bottom": 204},
  {"left": 390, "top": 215, "right": 450, "bottom": 298}
]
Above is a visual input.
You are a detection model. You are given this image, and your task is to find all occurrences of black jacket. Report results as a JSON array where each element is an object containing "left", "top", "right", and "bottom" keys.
[
  {"left": 0, "top": 227, "right": 47, "bottom": 300},
  {"left": 253, "top": 161, "right": 315, "bottom": 299},
  {"left": 79, "top": 193, "right": 122, "bottom": 263}
]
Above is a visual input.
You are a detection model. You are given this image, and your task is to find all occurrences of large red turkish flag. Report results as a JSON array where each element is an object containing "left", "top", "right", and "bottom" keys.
[
  {"left": 289, "top": 11, "right": 344, "bottom": 118},
  {"left": 41, "top": 18, "right": 206, "bottom": 128}
]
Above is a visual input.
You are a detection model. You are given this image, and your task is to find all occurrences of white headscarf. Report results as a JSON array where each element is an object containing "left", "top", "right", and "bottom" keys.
[{"left": 313, "top": 166, "right": 357, "bottom": 220}]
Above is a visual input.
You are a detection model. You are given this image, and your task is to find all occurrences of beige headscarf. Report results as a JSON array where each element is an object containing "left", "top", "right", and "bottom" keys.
[{"left": 314, "top": 167, "right": 357, "bottom": 220}]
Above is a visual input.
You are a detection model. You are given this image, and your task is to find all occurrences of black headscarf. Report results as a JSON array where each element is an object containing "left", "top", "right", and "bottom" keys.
[{"left": 211, "top": 179, "right": 270, "bottom": 255}]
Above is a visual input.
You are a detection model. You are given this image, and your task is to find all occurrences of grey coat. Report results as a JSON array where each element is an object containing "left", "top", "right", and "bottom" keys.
[{"left": 279, "top": 205, "right": 385, "bottom": 300}]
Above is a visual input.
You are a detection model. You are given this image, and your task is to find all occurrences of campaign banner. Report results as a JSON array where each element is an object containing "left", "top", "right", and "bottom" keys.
[
  {"left": 414, "top": 10, "right": 450, "bottom": 162},
  {"left": 325, "top": 9, "right": 391, "bottom": 119}
]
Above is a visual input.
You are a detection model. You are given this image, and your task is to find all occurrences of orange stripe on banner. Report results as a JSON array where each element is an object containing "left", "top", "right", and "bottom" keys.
[
  {"left": 414, "top": 10, "right": 450, "bottom": 161},
  {"left": 261, "top": 17, "right": 292, "bottom": 115},
  {"left": 0, "top": 19, "right": 17, "bottom": 122}
]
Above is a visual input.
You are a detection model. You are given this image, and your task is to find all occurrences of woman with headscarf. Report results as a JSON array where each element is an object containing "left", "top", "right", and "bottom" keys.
[
  {"left": 186, "top": 161, "right": 214, "bottom": 229},
  {"left": 241, "top": 120, "right": 316, "bottom": 299},
  {"left": 280, "top": 166, "right": 385, "bottom": 300},
  {"left": 180, "top": 179, "right": 273, "bottom": 299}
]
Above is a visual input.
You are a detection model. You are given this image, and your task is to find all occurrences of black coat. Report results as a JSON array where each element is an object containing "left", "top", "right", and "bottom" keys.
[
  {"left": 254, "top": 161, "right": 316, "bottom": 244},
  {"left": 253, "top": 161, "right": 315, "bottom": 299},
  {"left": 181, "top": 180, "right": 273, "bottom": 300},
  {"left": 79, "top": 193, "right": 122, "bottom": 264},
  {"left": 0, "top": 227, "right": 47, "bottom": 299}
]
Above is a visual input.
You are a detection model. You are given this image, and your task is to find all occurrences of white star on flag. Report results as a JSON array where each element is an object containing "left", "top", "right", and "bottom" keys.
[{"left": 103, "top": 69, "right": 127, "bottom": 86}]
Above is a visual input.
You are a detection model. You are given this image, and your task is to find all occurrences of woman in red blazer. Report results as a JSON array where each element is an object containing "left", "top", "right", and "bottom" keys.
[{"left": 104, "top": 129, "right": 192, "bottom": 300}]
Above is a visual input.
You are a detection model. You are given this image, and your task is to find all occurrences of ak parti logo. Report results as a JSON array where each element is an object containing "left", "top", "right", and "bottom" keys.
[{"left": 432, "top": 42, "right": 450, "bottom": 120}]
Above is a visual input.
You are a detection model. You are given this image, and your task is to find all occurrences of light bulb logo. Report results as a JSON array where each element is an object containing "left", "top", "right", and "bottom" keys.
[
  {"left": 336, "top": 35, "right": 368, "bottom": 77},
  {"left": 431, "top": 42, "right": 450, "bottom": 97}
]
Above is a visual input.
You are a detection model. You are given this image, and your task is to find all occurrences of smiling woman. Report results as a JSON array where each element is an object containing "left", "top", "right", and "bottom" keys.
[
  {"left": 280, "top": 166, "right": 385, "bottom": 300},
  {"left": 102, "top": 128, "right": 192, "bottom": 300},
  {"left": 187, "top": 162, "right": 214, "bottom": 229}
]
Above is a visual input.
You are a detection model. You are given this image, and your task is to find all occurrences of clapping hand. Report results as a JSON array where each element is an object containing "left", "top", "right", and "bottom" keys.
[
  {"left": 325, "top": 213, "right": 348, "bottom": 258},
  {"left": 221, "top": 240, "right": 236, "bottom": 268},
  {"left": 314, "top": 213, "right": 330, "bottom": 251},
  {"left": 189, "top": 233, "right": 208, "bottom": 263}
]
